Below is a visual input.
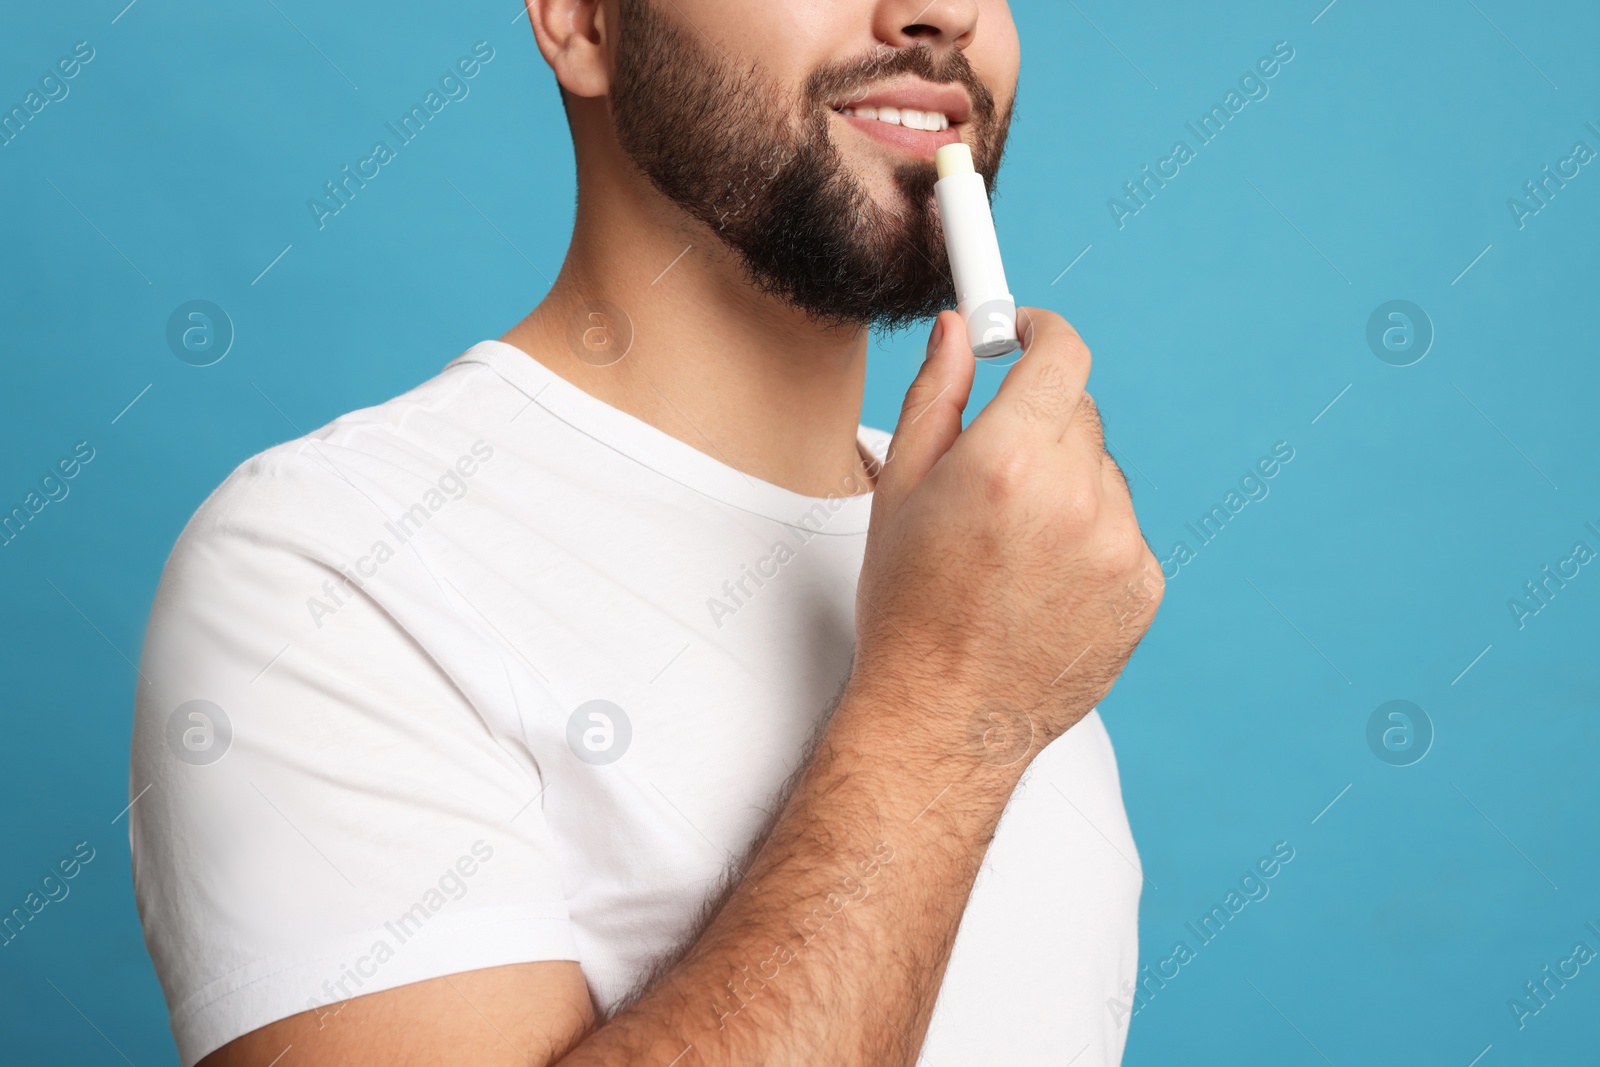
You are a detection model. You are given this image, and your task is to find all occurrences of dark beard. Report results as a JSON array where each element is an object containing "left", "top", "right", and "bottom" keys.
[{"left": 609, "top": 0, "right": 1012, "bottom": 334}]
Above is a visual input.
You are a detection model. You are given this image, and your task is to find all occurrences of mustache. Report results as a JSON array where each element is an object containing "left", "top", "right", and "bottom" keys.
[{"left": 806, "top": 43, "right": 1000, "bottom": 134}]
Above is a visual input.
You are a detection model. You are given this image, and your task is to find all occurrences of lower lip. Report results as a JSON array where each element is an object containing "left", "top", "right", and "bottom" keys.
[{"left": 834, "top": 112, "right": 961, "bottom": 157}]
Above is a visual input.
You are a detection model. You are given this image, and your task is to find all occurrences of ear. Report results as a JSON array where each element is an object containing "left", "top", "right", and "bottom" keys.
[{"left": 525, "top": 0, "right": 611, "bottom": 99}]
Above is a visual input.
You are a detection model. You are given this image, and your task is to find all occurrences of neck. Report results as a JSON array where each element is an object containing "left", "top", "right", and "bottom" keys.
[{"left": 501, "top": 134, "right": 877, "bottom": 500}]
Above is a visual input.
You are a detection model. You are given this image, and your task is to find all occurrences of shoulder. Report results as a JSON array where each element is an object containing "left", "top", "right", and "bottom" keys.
[{"left": 175, "top": 357, "right": 515, "bottom": 557}]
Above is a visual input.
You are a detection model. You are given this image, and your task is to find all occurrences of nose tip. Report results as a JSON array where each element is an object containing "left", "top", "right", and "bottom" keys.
[{"left": 874, "top": 0, "right": 980, "bottom": 50}]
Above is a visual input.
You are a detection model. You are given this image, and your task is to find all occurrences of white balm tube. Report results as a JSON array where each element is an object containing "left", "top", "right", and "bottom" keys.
[{"left": 934, "top": 143, "right": 1020, "bottom": 359}]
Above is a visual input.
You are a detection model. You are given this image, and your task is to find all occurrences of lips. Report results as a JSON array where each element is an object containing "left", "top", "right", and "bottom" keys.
[
  {"left": 829, "top": 80, "right": 971, "bottom": 157},
  {"left": 836, "top": 80, "right": 974, "bottom": 124},
  {"left": 833, "top": 111, "right": 962, "bottom": 156}
]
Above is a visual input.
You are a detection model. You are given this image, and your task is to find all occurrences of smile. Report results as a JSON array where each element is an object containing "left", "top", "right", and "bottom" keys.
[
  {"left": 827, "top": 79, "right": 972, "bottom": 156},
  {"left": 836, "top": 105, "right": 951, "bottom": 131}
]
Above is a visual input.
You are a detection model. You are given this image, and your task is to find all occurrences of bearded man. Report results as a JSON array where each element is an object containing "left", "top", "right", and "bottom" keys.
[{"left": 130, "top": 2, "right": 1163, "bottom": 1064}]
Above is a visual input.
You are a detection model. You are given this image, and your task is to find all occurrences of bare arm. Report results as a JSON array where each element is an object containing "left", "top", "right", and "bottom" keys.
[
  {"left": 560, "top": 674, "right": 1032, "bottom": 1065},
  {"left": 204, "top": 308, "right": 1162, "bottom": 1067},
  {"left": 207, "top": 680, "right": 1026, "bottom": 1067}
]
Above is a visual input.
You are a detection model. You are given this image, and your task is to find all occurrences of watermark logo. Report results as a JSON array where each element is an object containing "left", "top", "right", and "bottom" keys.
[
  {"left": 1366, "top": 699, "right": 1432, "bottom": 767},
  {"left": 566, "top": 301, "right": 633, "bottom": 367},
  {"left": 705, "top": 460, "right": 877, "bottom": 629},
  {"left": 1, "top": 440, "right": 95, "bottom": 549},
  {"left": 1508, "top": 122, "right": 1598, "bottom": 230},
  {"left": 712, "top": 841, "right": 894, "bottom": 1031},
  {"left": 1107, "top": 41, "right": 1296, "bottom": 230},
  {"left": 303, "top": 441, "right": 496, "bottom": 630},
  {"left": 166, "top": 300, "right": 234, "bottom": 367},
  {"left": 566, "top": 699, "right": 632, "bottom": 765},
  {"left": 165, "top": 700, "right": 232, "bottom": 766},
  {"left": 1108, "top": 563, "right": 1163, "bottom": 631},
  {"left": 1, "top": 40, "right": 96, "bottom": 150},
  {"left": 1365, "top": 300, "right": 1432, "bottom": 367},
  {"left": 1160, "top": 440, "right": 1296, "bottom": 579},
  {"left": 0, "top": 841, "right": 96, "bottom": 949},
  {"left": 1508, "top": 921, "right": 1600, "bottom": 1031},
  {"left": 1508, "top": 523, "right": 1598, "bottom": 630},
  {"left": 308, "top": 42, "right": 497, "bottom": 230},
  {"left": 965, "top": 700, "right": 1033, "bottom": 766},
  {"left": 967, "top": 298, "right": 1022, "bottom": 360},
  {"left": 305, "top": 841, "right": 496, "bottom": 1023},
  {"left": 1109, "top": 840, "right": 1296, "bottom": 1027}
]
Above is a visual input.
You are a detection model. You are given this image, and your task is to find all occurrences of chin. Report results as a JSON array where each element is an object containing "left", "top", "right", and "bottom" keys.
[{"left": 851, "top": 158, "right": 935, "bottom": 207}]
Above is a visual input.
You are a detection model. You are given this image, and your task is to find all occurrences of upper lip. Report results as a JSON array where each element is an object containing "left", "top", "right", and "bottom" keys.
[{"left": 832, "top": 79, "right": 973, "bottom": 124}]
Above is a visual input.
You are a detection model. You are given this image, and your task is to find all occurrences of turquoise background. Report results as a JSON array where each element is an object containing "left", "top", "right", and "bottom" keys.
[{"left": 1, "top": 1, "right": 1596, "bottom": 1063}]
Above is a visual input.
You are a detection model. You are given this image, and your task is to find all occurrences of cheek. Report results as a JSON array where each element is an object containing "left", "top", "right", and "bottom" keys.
[
  {"left": 973, "top": 4, "right": 1022, "bottom": 87},
  {"left": 693, "top": 2, "right": 826, "bottom": 88}
]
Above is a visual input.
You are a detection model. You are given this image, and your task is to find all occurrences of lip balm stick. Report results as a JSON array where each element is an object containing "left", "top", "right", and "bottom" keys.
[{"left": 934, "top": 142, "right": 1020, "bottom": 360}]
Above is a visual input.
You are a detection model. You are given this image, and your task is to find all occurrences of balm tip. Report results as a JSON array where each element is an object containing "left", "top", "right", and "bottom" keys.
[{"left": 935, "top": 143, "right": 974, "bottom": 180}]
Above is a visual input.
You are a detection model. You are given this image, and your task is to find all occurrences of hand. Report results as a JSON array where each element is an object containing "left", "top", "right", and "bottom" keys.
[{"left": 851, "top": 307, "right": 1163, "bottom": 761}]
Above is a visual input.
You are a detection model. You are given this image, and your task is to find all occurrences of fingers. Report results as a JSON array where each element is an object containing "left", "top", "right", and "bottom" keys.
[
  {"left": 875, "top": 310, "right": 976, "bottom": 510},
  {"left": 966, "top": 307, "right": 1094, "bottom": 447}
]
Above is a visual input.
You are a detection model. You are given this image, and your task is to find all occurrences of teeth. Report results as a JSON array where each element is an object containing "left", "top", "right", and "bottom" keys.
[{"left": 838, "top": 106, "right": 951, "bottom": 131}]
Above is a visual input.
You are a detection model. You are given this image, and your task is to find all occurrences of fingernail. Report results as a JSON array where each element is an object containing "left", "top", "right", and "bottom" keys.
[{"left": 926, "top": 317, "right": 944, "bottom": 359}]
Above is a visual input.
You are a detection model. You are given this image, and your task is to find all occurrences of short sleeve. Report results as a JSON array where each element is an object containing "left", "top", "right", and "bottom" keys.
[{"left": 128, "top": 445, "right": 578, "bottom": 1067}]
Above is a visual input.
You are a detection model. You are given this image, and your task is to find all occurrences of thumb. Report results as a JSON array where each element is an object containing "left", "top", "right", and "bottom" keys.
[{"left": 876, "top": 310, "right": 975, "bottom": 507}]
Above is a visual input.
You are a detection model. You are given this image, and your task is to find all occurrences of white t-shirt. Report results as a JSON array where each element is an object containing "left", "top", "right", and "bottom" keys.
[{"left": 130, "top": 339, "right": 1142, "bottom": 1067}]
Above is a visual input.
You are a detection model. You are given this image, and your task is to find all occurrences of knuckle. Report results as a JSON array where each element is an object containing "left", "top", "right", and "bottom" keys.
[
  {"left": 1102, "top": 544, "right": 1165, "bottom": 630},
  {"left": 975, "top": 445, "right": 1035, "bottom": 506},
  {"left": 1100, "top": 521, "right": 1144, "bottom": 574},
  {"left": 1138, "top": 544, "right": 1166, "bottom": 590},
  {"left": 1136, "top": 540, "right": 1160, "bottom": 576},
  {"left": 1056, "top": 478, "right": 1102, "bottom": 532},
  {"left": 1144, "top": 570, "right": 1167, "bottom": 611},
  {"left": 1119, "top": 529, "right": 1151, "bottom": 574}
]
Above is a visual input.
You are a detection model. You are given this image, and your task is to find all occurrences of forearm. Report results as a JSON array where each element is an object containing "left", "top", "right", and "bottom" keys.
[{"left": 558, "top": 676, "right": 1026, "bottom": 1067}]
